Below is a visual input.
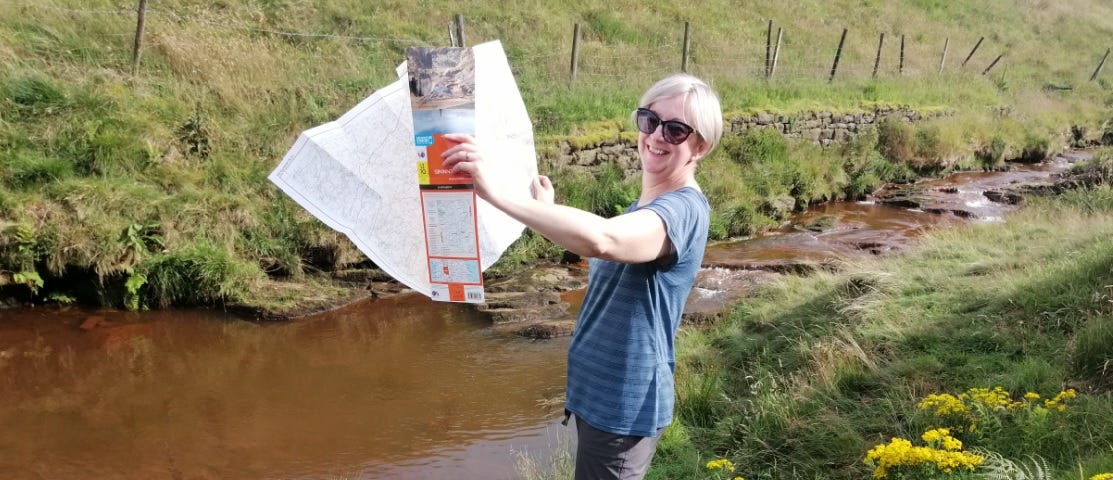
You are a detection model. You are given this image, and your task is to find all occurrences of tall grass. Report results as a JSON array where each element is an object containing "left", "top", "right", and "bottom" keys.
[{"left": 660, "top": 183, "right": 1113, "bottom": 479}]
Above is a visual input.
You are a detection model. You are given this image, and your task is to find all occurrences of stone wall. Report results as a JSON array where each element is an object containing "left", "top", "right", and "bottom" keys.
[
  {"left": 547, "top": 106, "right": 940, "bottom": 177},
  {"left": 731, "top": 106, "right": 936, "bottom": 146}
]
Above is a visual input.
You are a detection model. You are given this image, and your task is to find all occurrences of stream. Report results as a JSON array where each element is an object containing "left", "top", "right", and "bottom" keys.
[{"left": 0, "top": 151, "right": 1088, "bottom": 479}]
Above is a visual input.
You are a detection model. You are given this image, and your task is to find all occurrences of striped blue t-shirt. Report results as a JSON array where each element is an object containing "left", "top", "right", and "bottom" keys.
[{"left": 565, "top": 186, "right": 710, "bottom": 437}]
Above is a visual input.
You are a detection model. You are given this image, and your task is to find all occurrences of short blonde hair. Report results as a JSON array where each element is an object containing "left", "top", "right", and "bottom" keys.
[{"left": 638, "top": 73, "right": 724, "bottom": 155}]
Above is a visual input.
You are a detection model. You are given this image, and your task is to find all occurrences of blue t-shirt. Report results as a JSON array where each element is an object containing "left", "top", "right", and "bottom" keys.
[{"left": 565, "top": 186, "right": 710, "bottom": 437}]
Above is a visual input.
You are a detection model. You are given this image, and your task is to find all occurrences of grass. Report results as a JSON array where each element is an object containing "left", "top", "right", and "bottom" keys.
[
  {"left": 0, "top": 0, "right": 1112, "bottom": 310},
  {"left": 655, "top": 181, "right": 1113, "bottom": 480}
]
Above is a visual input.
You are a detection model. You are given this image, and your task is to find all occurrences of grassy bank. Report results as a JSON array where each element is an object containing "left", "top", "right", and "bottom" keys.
[
  {"left": 1, "top": 1, "right": 1112, "bottom": 310},
  {"left": 649, "top": 155, "right": 1113, "bottom": 479}
]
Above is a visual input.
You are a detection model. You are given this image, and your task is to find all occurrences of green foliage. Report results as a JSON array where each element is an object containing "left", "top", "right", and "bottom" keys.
[
  {"left": 1069, "top": 316, "right": 1113, "bottom": 391},
  {"left": 977, "top": 451, "right": 1052, "bottom": 480},
  {"left": 1017, "top": 133, "right": 1051, "bottom": 163},
  {"left": 135, "top": 240, "right": 263, "bottom": 308},
  {"left": 583, "top": 10, "right": 644, "bottom": 44},
  {"left": 3, "top": 74, "right": 68, "bottom": 116},
  {"left": 178, "top": 115, "right": 212, "bottom": 159},
  {"left": 558, "top": 162, "right": 638, "bottom": 217},
  {"left": 1072, "top": 148, "right": 1113, "bottom": 186},
  {"left": 977, "top": 135, "right": 1008, "bottom": 170},
  {"left": 11, "top": 270, "right": 44, "bottom": 291},
  {"left": 1, "top": 151, "right": 74, "bottom": 189},
  {"left": 123, "top": 272, "right": 147, "bottom": 311}
]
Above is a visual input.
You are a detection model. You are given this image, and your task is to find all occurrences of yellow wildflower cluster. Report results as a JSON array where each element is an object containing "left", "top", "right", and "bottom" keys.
[
  {"left": 919, "top": 387, "right": 1078, "bottom": 422},
  {"left": 705, "top": 458, "right": 744, "bottom": 480},
  {"left": 706, "top": 458, "right": 735, "bottom": 472},
  {"left": 918, "top": 393, "right": 969, "bottom": 417},
  {"left": 864, "top": 430, "right": 985, "bottom": 479},
  {"left": 1089, "top": 473, "right": 1113, "bottom": 480},
  {"left": 1043, "top": 389, "right": 1077, "bottom": 412},
  {"left": 963, "top": 387, "right": 1015, "bottom": 410},
  {"left": 921, "top": 428, "right": 963, "bottom": 451}
]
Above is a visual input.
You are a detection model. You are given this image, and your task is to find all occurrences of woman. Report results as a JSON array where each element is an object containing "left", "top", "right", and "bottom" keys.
[{"left": 443, "top": 73, "right": 723, "bottom": 480}]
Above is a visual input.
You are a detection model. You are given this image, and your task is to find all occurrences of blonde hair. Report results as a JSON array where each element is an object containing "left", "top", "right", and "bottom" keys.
[{"left": 638, "top": 73, "right": 724, "bottom": 155}]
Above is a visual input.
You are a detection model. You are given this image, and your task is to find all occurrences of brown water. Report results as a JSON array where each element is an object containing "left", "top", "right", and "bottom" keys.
[
  {"left": 705, "top": 152, "right": 1086, "bottom": 269},
  {"left": 0, "top": 295, "right": 570, "bottom": 479}
]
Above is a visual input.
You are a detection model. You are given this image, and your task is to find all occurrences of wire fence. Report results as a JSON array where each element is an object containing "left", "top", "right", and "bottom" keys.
[{"left": 4, "top": 1, "right": 1111, "bottom": 89}]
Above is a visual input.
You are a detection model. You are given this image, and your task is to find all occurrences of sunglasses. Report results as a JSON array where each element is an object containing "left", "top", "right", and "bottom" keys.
[{"left": 634, "top": 108, "right": 696, "bottom": 145}]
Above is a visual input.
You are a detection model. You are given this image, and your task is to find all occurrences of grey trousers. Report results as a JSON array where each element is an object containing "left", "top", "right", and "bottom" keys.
[{"left": 574, "top": 417, "right": 663, "bottom": 480}]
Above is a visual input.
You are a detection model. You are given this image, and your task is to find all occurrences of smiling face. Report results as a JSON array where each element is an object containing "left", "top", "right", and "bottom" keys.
[{"left": 637, "top": 94, "right": 708, "bottom": 183}]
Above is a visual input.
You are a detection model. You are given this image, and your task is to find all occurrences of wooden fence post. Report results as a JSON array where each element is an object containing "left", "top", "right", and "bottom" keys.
[
  {"left": 765, "top": 19, "right": 773, "bottom": 78},
  {"left": 830, "top": 28, "right": 848, "bottom": 83},
  {"left": 1091, "top": 48, "right": 1110, "bottom": 82},
  {"left": 899, "top": 34, "right": 905, "bottom": 75},
  {"left": 770, "top": 27, "right": 783, "bottom": 79},
  {"left": 131, "top": 0, "right": 148, "bottom": 75},
  {"left": 962, "top": 36, "right": 983, "bottom": 67},
  {"left": 939, "top": 37, "right": 949, "bottom": 73},
  {"left": 569, "top": 23, "right": 581, "bottom": 85},
  {"left": 454, "top": 14, "right": 465, "bottom": 47},
  {"left": 982, "top": 54, "right": 1003, "bottom": 75},
  {"left": 681, "top": 21, "right": 691, "bottom": 73},
  {"left": 448, "top": 22, "right": 456, "bottom": 47},
  {"left": 872, "top": 33, "right": 885, "bottom": 78}
]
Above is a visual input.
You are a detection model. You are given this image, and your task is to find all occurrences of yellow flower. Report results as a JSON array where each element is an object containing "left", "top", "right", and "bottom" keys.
[
  {"left": 965, "top": 386, "right": 1012, "bottom": 409},
  {"left": 1024, "top": 392, "right": 1041, "bottom": 400},
  {"left": 864, "top": 434, "right": 984, "bottom": 479},
  {"left": 918, "top": 393, "right": 969, "bottom": 417},
  {"left": 1089, "top": 473, "right": 1113, "bottom": 480},
  {"left": 706, "top": 458, "right": 735, "bottom": 473},
  {"left": 1044, "top": 389, "right": 1078, "bottom": 411}
]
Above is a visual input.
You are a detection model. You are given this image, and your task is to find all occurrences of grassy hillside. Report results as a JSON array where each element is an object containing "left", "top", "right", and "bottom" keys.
[{"left": 1, "top": 0, "right": 1112, "bottom": 310}]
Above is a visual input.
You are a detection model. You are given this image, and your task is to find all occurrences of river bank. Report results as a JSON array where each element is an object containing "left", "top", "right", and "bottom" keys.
[{"left": 220, "top": 148, "right": 1101, "bottom": 336}]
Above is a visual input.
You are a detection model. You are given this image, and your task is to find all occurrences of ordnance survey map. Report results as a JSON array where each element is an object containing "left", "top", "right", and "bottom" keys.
[{"left": 269, "top": 41, "right": 537, "bottom": 301}]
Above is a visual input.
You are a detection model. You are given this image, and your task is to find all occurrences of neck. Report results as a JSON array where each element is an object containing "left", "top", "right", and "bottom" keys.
[{"left": 639, "top": 171, "right": 698, "bottom": 206}]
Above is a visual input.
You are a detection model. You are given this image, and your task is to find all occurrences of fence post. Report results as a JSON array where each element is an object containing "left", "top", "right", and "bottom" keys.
[
  {"left": 765, "top": 19, "right": 773, "bottom": 78},
  {"left": 681, "top": 21, "right": 691, "bottom": 73},
  {"left": 962, "top": 36, "right": 983, "bottom": 67},
  {"left": 872, "top": 33, "right": 885, "bottom": 78},
  {"left": 454, "top": 14, "right": 466, "bottom": 47},
  {"left": 830, "top": 28, "right": 848, "bottom": 83},
  {"left": 770, "top": 27, "right": 783, "bottom": 79},
  {"left": 939, "top": 37, "right": 949, "bottom": 73},
  {"left": 448, "top": 22, "right": 457, "bottom": 46},
  {"left": 131, "top": 0, "right": 148, "bottom": 75},
  {"left": 1091, "top": 48, "right": 1110, "bottom": 82},
  {"left": 982, "top": 54, "right": 1003, "bottom": 75},
  {"left": 899, "top": 34, "right": 905, "bottom": 75},
  {"left": 569, "top": 23, "right": 581, "bottom": 85}
]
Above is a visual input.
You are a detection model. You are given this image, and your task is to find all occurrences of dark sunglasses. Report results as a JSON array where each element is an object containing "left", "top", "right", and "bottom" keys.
[{"left": 634, "top": 108, "right": 696, "bottom": 145}]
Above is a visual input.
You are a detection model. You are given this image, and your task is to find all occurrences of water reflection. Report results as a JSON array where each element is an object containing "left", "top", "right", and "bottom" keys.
[{"left": 0, "top": 294, "right": 569, "bottom": 479}]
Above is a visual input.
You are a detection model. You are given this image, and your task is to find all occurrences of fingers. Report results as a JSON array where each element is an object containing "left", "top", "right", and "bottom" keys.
[
  {"left": 531, "top": 175, "right": 555, "bottom": 204},
  {"left": 441, "top": 135, "right": 480, "bottom": 171}
]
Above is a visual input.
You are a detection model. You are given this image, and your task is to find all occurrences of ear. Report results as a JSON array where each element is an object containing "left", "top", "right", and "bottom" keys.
[{"left": 691, "top": 139, "right": 711, "bottom": 163}]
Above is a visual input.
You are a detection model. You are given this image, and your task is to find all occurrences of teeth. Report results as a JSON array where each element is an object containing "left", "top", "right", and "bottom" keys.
[{"left": 649, "top": 147, "right": 667, "bottom": 155}]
